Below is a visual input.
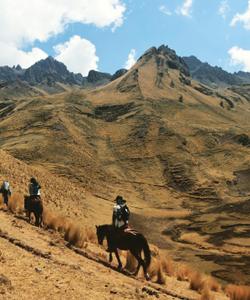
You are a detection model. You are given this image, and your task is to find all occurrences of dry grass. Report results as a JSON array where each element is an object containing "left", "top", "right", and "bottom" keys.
[
  {"left": 150, "top": 244, "right": 160, "bottom": 257},
  {"left": 206, "top": 276, "right": 221, "bottom": 292},
  {"left": 160, "top": 255, "right": 175, "bottom": 276},
  {"left": 83, "top": 226, "right": 96, "bottom": 243},
  {"left": 148, "top": 257, "right": 166, "bottom": 285},
  {"left": 225, "top": 284, "right": 250, "bottom": 300},
  {"left": 125, "top": 251, "right": 137, "bottom": 273},
  {"left": 64, "top": 223, "right": 85, "bottom": 248},
  {"left": 189, "top": 271, "right": 206, "bottom": 293},
  {"left": 42, "top": 209, "right": 96, "bottom": 246},
  {"left": 199, "top": 287, "right": 215, "bottom": 300},
  {"left": 7, "top": 193, "right": 23, "bottom": 214},
  {"left": 176, "top": 264, "right": 193, "bottom": 282}
]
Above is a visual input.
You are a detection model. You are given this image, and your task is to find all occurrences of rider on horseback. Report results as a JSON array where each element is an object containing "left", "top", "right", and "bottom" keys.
[
  {"left": 112, "top": 195, "right": 130, "bottom": 230},
  {"left": 0, "top": 180, "right": 11, "bottom": 206},
  {"left": 28, "top": 177, "right": 41, "bottom": 200}
]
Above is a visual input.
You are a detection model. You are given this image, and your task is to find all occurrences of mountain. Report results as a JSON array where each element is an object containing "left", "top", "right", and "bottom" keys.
[
  {"left": 235, "top": 70, "right": 250, "bottom": 83},
  {"left": 0, "top": 57, "right": 129, "bottom": 94},
  {"left": 0, "top": 44, "right": 250, "bottom": 286},
  {"left": 182, "top": 55, "right": 247, "bottom": 86},
  {"left": 0, "top": 65, "right": 24, "bottom": 82},
  {"left": 22, "top": 56, "right": 84, "bottom": 85}
]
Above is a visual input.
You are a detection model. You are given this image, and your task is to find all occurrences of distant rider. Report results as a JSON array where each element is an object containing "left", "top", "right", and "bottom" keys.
[
  {"left": 0, "top": 180, "right": 11, "bottom": 206},
  {"left": 28, "top": 177, "right": 41, "bottom": 200},
  {"left": 112, "top": 195, "right": 130, "bottom": 230}
]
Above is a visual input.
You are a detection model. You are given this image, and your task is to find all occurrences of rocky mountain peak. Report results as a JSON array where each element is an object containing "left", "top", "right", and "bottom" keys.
[{"left": 139, "top": 45, "right": 190, "bottom": 77}]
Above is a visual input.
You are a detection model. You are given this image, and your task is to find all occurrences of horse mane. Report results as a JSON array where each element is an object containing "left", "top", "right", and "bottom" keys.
[{"left": 99, "top": 224, "right": 113, "bottom": 230}]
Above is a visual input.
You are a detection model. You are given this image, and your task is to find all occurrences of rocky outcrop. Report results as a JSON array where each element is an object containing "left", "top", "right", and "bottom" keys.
[
  {"left": 111, "top": 69, "right": 127, "bottom": 81},
  {"left": 87, "top": 70, "right": 111, "bottom": 84}
]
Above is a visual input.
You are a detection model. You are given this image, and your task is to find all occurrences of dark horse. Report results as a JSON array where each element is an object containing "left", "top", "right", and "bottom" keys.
[
  {"left": 96, "top": 224, "right": 151, "bottom": 280},
  {"left": 24, "top": 195, "right": 43, "bottom": 227}
]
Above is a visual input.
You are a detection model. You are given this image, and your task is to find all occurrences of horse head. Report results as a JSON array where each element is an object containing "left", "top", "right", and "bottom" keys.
[{"left": 96, "top": 225, "right": 106, "bottom": 245}]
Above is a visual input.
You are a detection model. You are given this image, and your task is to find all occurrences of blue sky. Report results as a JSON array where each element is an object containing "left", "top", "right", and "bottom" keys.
[{"left": 1, "top": 0, "right": 250, "bottom": 75}]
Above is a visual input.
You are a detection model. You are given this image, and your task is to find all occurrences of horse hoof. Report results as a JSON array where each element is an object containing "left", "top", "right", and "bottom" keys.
[{"left": 145, "top": 274, "right": 150, "bottom": 281}]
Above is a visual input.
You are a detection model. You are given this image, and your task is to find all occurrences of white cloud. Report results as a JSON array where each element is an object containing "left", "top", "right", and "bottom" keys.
[
  {"left": 231, "top": 1, "right": 250, "bottom": 30},
  {"left": 0, "top": 0, "right": 126, "bottom": 46},
  {"left": 176, "top": 0, "right": 193, "bottom": 17},
  {"left": 159, "top": 5, "right": 172, "bottom": 16},
  {"left": 54, "top": 35, "right": 99, "bottom": 76},
  {"left": 228, "top": 46, "right": 250, "bottom": 71},
  {"left": 218, "top": 0, "right": 230, "bottom": 19},
  {"left": 0, "top": 0, "right": 126, "bottom": 68},
  {"left": 124, "top": 49, "right": 136, "bottom": 69},
  {"left": 0, "top": 42, "right": 47, "bottom": 68}
]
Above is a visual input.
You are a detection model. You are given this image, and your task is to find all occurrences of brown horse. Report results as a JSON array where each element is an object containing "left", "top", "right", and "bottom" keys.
[
  {"left": 24, "top": 195, "right": 43, "bottom": 227},
  {"left": 96, "top": 224, "right": 151, "bottom": 280}
]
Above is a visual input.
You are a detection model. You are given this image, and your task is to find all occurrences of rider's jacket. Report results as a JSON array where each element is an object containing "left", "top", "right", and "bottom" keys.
[
  {"left": 112, "top": 203, "right": 130, "bottom": 228},
  {"left": 1, "top": 181, "right": 10, "bottom": 192},
  {"left": 29, "top": 183, "right": 41, "bottom": 196}
]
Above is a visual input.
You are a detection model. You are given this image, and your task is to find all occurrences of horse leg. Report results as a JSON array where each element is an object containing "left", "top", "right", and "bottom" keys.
[
  {"left": 130, "top": 249, "right": 143, "bottom": 276},
  {"left": 28, "top": 211, "right": 31, "bottom": 223},
  {"left": 114, "top": 249, "right": 122, "bottom": 270},
  {"left": 142, "top": 259, "right": 150, "bottom": 281},
  {"left": 34, "top": 212, "right": 39, "bottom": 226},
  {"left": 109, "top": 252, "right": 113, "bottom": 263}
]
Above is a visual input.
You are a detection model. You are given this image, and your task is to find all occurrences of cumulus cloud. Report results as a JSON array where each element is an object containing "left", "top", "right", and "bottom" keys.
[
  {"left": 159, "top": 5, "right": 172, "bottom": 16},
  {"left": 0, "top": 0, "right": 126, "bottom": 68},
  {"left": 0, "top": 42, "right": 47, "bottom": 68},
  {"left": 176, "top": 0, "right": 193, "bottom": 17},
  {"left": 218, "top": 0, "right": 230, "bottom": 19},
  {"left": 124, "top": 49, "right": 136, "bottom": 69},
  {"left": 54, "top": 35, "right": 99, "bottom": 76},
  {"left": 231, "top": 1, "right": 250, "bottom": 29},
  {"left": 228, "top": 46, "right": 250, "bottom": 71},
  {"left": 0, "top": 0, "right": 126, "bottom": 46}
]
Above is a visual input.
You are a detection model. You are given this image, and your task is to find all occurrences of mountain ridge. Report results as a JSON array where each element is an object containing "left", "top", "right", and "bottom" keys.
[{"left": 1, "top": 46, "right": 250, "bottom": 93}]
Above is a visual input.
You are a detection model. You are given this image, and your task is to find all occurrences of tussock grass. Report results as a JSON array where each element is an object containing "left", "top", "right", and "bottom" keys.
[
  {"left": 225, "top": 284, "right": 250, "bottom": 300},
  {"left": 160, "top": 255, "right": 175, "bottom": 277},
  {"left": 7, "top": 193, "right": 23, "bottom": 214},
  {"left": 199, "top": 287, "right": 215, "bottom": 300},
  {"left": 83, "top": 226, "right": 96, "bottom": 243},
  {"left": 176, "top": 264, "right": 193, "bottom": 282},
  {"left": 189, "top": 271, "right": 206, "bottom": 293},
  {"left": 150, "top": 244, "right": 160, "bottom": 257},
  {"left": 148, "top": 257, "right": 166, "bottom": 285},
  {"left": 206, "top": 276, "right": 220, "bottom": 292},
  {"left": 125, "top": 251, "right": 137, "bottom": 273},
  {"left": 64, "top": 223, "right": 85, "bottom": 248}
]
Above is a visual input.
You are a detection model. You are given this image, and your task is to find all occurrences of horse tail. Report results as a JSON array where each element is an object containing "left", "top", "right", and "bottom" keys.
[{"left": 142, "top": 237, "right": 151, "bottom": 268}]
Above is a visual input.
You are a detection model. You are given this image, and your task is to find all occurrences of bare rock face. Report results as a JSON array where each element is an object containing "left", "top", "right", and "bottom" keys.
[
  {"left": 87, "top": 70, "right": 112, "bottom": 84},
  {"left": 111, "top": 69, "right": 127, "bottom": 81}
]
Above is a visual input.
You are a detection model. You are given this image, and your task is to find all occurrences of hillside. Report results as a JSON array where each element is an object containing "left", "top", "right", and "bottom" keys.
[
  {"left": 0, "top": 150, "right": 233, "bottom": 299},
  {"left": 0, "top": 45, "right": 250, "bottom": 290}
]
